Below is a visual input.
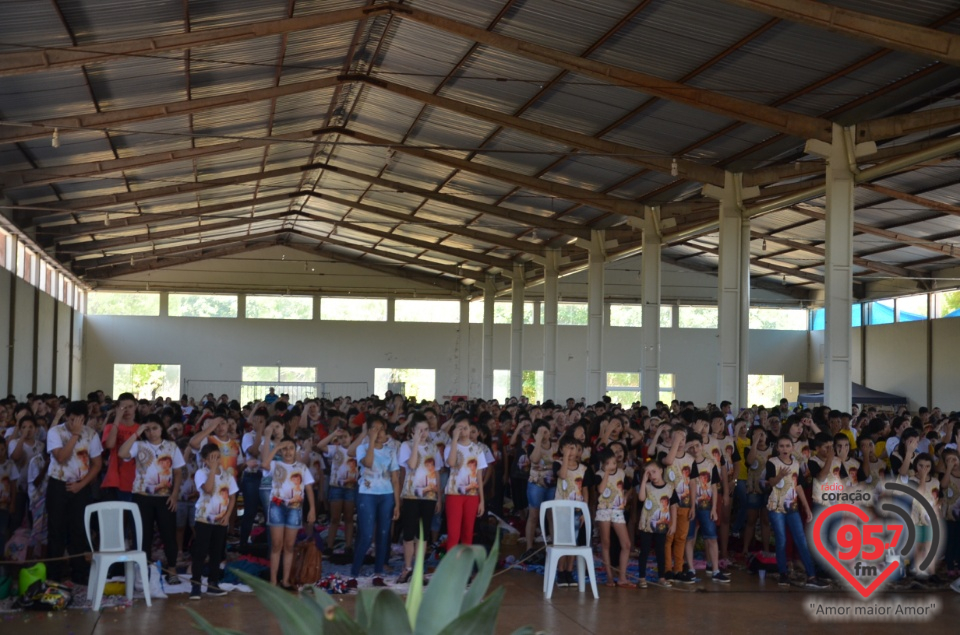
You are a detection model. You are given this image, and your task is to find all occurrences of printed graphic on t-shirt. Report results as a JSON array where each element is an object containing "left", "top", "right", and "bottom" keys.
[
  {"left": 667, "top": 454, "right": 694, "bottom": 508},
  {"left": 270, "top": 460, "right": 315, "bottom": 508},
  {"left": 556, "top": 464, "right": 586, "bottom": 502},
  {"left": 527, "top": 445, "right": 557, "bottom": 489},
  {"left": 707, "top": 437, "right": 735, "bottom": 469},
  {"left": 639, "top": 481, "right": 675, "bottom": 534},
  {"left": 766, "top": 457, "right": 801, "bottom": 514},
  {"left": 356, "top": 444, "right": 400, "bottom": 496},
  {"left": 326, "top": 445, "right": 359, "bottom": 489},
  {"left": 693, "top": 459, "right": 719, "bottom": 511},
  {"left": 194, "top": 467, "right": 238, "bottom": 524},
  {"left": 400, "top": 442, "right": 443, "bottom": 500},
  {"left": 842, "top": 458, "right": 861, "bottom": 490},
  {"left": 47, "top": 425, "right": 102, "bottom": 483},
  {"left": 911, "top": 477, "right": 940, "bottom": 527},
  {"left": 445, "top": 442, "right": 488, "bottom": 497},
  {"left": 747, "top": 447, "right": 772, "bottom": 494},
  {"left": 130, "top": 440, "right": 186, "bottom": 496},
  {"left": 810, "top": 455, "right": 844, "bottom": 506},
  {"left": 942, "top": 473, "right": 960, "bottom": 521},
  {"left": 597, "top": 469, "right": 626, "bottom": 511},
  {"left": 308, "top": 451, "right": 325, "bottom": 487}
]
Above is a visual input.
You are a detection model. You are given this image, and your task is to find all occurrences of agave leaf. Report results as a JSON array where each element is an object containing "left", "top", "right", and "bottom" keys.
[
  {"left": 355, "top": 588, "right": 383, "bottom": 631},
  {"left": 461, "top": 533, "right": 499, "bottom": 612},
  {"left": 433, "top": 587, "right": 506, "bottom": 635},
  {"left": 306, "top": 584, "right": 337, "bottom": 610},
  {"left": 186, "top": 607, "right": 244, "bottom": 635},
  {"left": 414, "top": 544, "right": 486, "bottom": 635},
  {"left": 232, "top": 570, "right": 328, "bottom": 635},
  {"left": 405, "top": 525, "right": 427, "bottom": 630},
  {"left": 507, "top": 628, "right": 537, "bottom": 635},
  {"left": 368, "top": 587, "right": 414, "bottom": 635}
]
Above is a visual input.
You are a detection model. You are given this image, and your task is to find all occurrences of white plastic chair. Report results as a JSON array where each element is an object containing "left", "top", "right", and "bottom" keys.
[
  {"left": 539, "top": 500, "right": 598, "bottom": 600},
  {"left": 84, "top": 501, "right": 152, "bottom": 611}
]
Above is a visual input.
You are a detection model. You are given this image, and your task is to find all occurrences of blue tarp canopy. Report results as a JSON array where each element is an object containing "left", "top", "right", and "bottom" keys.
[{"left": 798, "top": 382, "right": 908, "bottom": 406}]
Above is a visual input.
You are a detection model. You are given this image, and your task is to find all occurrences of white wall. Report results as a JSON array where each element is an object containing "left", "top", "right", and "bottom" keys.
[
  {"left": 1, "top": 273, "right": 82, "bottom": 399},
  {"left": 83, "top": 306, "right": 810, "bottom": 406}
]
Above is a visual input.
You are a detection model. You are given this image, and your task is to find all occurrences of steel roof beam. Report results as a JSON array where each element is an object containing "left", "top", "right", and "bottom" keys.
[
  {"left": 282, "top": 240, "right": 465, "bottom": 293},
  {"left": 60, "top": 211, "right": 293, "bottom": 257},
  {"left": 398, "top": 6, "right": 833, "bottom": 142},
  {"left": 43, "top": 192, "right": 301, "bottom": 239},
  {"left": 296, "top": 212, "right": 517, "bottom": 271},
  {"left": 856, "top": 105, "right": 960, "bottom": 143},
  {"left": 859, "top": 183, "right": 960, "bottom": 218},
  {"left": 0, "top": 5, "right": 379, "bottom": 77},
  {"left": 300, "top": 191, "right": 560, "bottom": 256},
  {"left": 342, "top": 130, "right": 645, "bottom": 218},
  {"left": 0, "top": 75, "right": 344, "bottom": 146},
  {"left": 358, "top": 76, "right": 726, "bottom": 186},
  {"left": 750, "top": 231, "right": 914, "bottom": 278},
  {"left": 286, "top": 229, "right": 486, "bottom": 280},
  {"left": 690, "top": 241, "right": 824, "bottom": 284},
  {"left": 718, "top": 0, "right": 960, "bottom": 67},
  {"left": 78, "top": 230, "right": 287, "bottom": 276},
  {"left": 661, "top": 254, "right": 810, "bottom": 301}
]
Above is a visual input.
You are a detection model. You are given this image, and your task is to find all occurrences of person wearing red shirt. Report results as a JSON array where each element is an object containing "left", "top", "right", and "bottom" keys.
[{"left": 101, "top": 393, "right": 139, "bottom": 501}]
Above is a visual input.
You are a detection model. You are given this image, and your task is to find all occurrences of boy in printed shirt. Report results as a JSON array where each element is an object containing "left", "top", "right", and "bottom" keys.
[
  {"left": 683, "top": 433, "right": 728, "bottom": 583},
  {"left": 46, "top": 401, "right": 102, "bottom": 583},
  {"left": 190, "top": 443, "right": 238, "bottom": 600},
  {"left": 551, "top": 436, "right": 590, "bottom": 588},
  {"left": 638, "top": 460, "right": 678, "bottom": 587},
  {"left": 176, "top": 440, "right": 199, "bottom": 558},
  {"left": 660, "top": 425, "right": 692, "bottom": 582}
]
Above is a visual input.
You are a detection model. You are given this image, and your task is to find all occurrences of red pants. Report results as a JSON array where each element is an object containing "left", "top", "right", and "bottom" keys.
[{"left": 445, "top": 495, "right": 480, "bottom": 551}]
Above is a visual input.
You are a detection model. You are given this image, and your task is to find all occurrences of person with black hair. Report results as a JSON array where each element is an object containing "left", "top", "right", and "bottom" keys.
[
  {"left": 101, "top": 392, "right": 139, "bottom": 502},
  {"left": 46, "top": 400, "right": 102, "bottom": 583},
  {"left": 117, "top": 413, "right": 186, "bottom": 585},
  {"left": 189, "top": 442, "right": 237, "bottom": 599},
  {"left": 189, "top": 407, "right": 241, "bottom": 479}
]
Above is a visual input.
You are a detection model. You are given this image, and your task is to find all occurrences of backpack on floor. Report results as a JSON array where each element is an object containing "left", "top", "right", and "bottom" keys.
[
  {"left": 15, "top": 580, "right": 73, "bottom": 611},
  {"left": 747, "top": 551, "right": 778, "bottom": 574},
  {"left": 291, "top": 540, "right": 323, "bottom": 586}
]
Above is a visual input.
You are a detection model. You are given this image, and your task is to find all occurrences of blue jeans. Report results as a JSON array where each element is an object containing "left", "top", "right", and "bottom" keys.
[
  {"left": 240, "top": 471, "right": 262, "bottom": 546},
  {"left": 352, "top": 493, "right": 395, "bottom": 577},
  {"left": 768, "top": 510, "right": 816, "bottom": 578},
  {"left": 732, "top": 481, "right": 748, "bottom": 533}
]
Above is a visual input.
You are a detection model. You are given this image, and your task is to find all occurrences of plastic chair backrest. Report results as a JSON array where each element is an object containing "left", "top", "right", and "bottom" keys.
[
  {"left": 85, "top": 501, "right": 143, "bottom": 553},
  {"left": 540, "top": 500, "right": 589, "bottom": 548}
]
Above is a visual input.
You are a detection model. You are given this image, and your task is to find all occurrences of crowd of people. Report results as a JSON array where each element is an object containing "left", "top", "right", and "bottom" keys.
[{"left": 1, "top": 389, "right": 959, "bottom": 599}]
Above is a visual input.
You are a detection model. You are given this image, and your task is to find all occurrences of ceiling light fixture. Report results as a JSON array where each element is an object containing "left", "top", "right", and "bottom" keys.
[
  {"left": 52, "top": 128, "right": 60, "bottom": 148},
  {"left": 762, "top": 239, "right": 767, "bottom": 251},
  {"left": 670, "top": 158, "right": 678, "bottom": 177}
]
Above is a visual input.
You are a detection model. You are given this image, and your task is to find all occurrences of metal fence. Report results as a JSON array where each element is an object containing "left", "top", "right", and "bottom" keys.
[{"left": 182, "top": 380, "right": 370, "bottom": 404}]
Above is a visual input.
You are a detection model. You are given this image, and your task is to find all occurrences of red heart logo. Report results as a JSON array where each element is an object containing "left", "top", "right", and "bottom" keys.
[{"left": 812, "top": 503, "right": 899, "bottom": 599}]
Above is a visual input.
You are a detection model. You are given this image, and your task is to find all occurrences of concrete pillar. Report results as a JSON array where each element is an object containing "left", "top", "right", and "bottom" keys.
[
  {"left": 481, "top": 275, "right": 496, "bottom": 399},
  {"left": 704, "top": 172, "right": 756, "bottom": 408},
  {"left": 641, "top": 207, "right": 661, "bottom": 408},
  {"left": 586, "top": 230, "right": 605, "bottom": 403},
  {"left": 543, "top": 249, "right": 560, "bottom": 401},
  {"left": 458, "top": 297, "right": 470, "bottom": 398},
  {"left": 510, "top": 263, "right": 525, "bottom": 399},
  {"left": 806, "top": 124, "right": 874, "bottom": 410}
]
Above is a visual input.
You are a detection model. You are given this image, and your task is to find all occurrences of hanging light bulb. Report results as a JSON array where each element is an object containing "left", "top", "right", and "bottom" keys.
[
  {"left": 762, "top": 239, "right": 767, "bottom": 251},
  {"left": 670, "top": 158, "right": 678, "bottom": 177},
  {"left": 104, "top": 212, "right": 111, "bottom": 226},
  {"left": 52, "top": 128, "right": 60, "bottom": 148}
]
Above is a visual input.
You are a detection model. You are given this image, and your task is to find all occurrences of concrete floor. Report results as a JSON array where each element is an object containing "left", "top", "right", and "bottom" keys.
[{"left": 5, "top": 570, "right": 957, "bottom": 635}]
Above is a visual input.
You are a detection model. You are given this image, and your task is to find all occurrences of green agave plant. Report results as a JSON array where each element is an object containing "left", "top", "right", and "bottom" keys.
[{"left": 188, "top": 534, "right": 533, "bottom": 635}]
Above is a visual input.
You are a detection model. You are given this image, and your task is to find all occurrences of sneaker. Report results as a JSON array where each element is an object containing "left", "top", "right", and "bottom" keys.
[
  {"left": 397, "top": 569, "right": 413, "bottom": 585},
  {"left": 520, "top": 548, "right": 537, "bottom": 563},
  {"left": 712, "top": 571, "right": 730, "bottom": 583},
  {"left": 805, "top": 577, "right": 830, "bottom": 589},
  {"left": 206, "top": 586, "right": 228, "bottom": 597},
  {"left": 189, "top": 584, "right": 202, "bottom": 600},
  {"left": 677, "top": 571, "right": 696, "bottom": 584},
  {"left": 663, "top": 571, "right": 676, "bottom": 581},
  {"left": 951, "top": 577, "right": 960, "bottom": 594},
  {"left": 777, "top": 574, "right": 791, "bottom": 587},
  {"left": 562, "top": 571, "right": 576, "bottom": 587},
  {"left": 658, "top": 578, "right": 673, "bottom": 587},
  {"left": 165, "top": 574, "right": 182, "bottom": 586},
  {"left": 638, "top": 578, "right": 648, "bottom": 589}
]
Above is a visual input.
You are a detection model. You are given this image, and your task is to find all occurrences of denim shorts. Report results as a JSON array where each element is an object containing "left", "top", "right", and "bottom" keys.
[
  {"left": 176, "top": 501, "right": 196, "bottom": 528},
  {"left": 687, "top": 508, "right": 718, "bottom": 540},
  {"left": 268, "top": 501, "right": 303, "bottom": 528},
  {"left": 746, "top": 492, "right": 766, "bottom": 510},
  {"left": 329, "top": 486, "right": 358, "bottom": 503},
  {"left": 526, "top": 482, "right": 555, "bottom": 509}
]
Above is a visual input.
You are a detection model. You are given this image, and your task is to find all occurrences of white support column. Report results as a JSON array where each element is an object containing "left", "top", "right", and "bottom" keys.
[
  {"left": 481, "top": 275, "right": 496, "bottom": 400},
  {"left": 641, "top": 207, "right": 661, "bottom": 408},
  {"left": 586, "top": 230, "right": 606, "bottom": 403},
  {"left": 458, "top": 296, "right": 470, "bottom": 398},
  {"left": 704, "top": 172, "right": 757, "bottom": 408},
  {"left": 510, "top": 263, "right": 525, "bottom": 399},
  {"left": 543, "top": 249, "right": 560, "bottom": 402},
  {"left": 806, "top": 124, "right": 874, "bottom": 410}
]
